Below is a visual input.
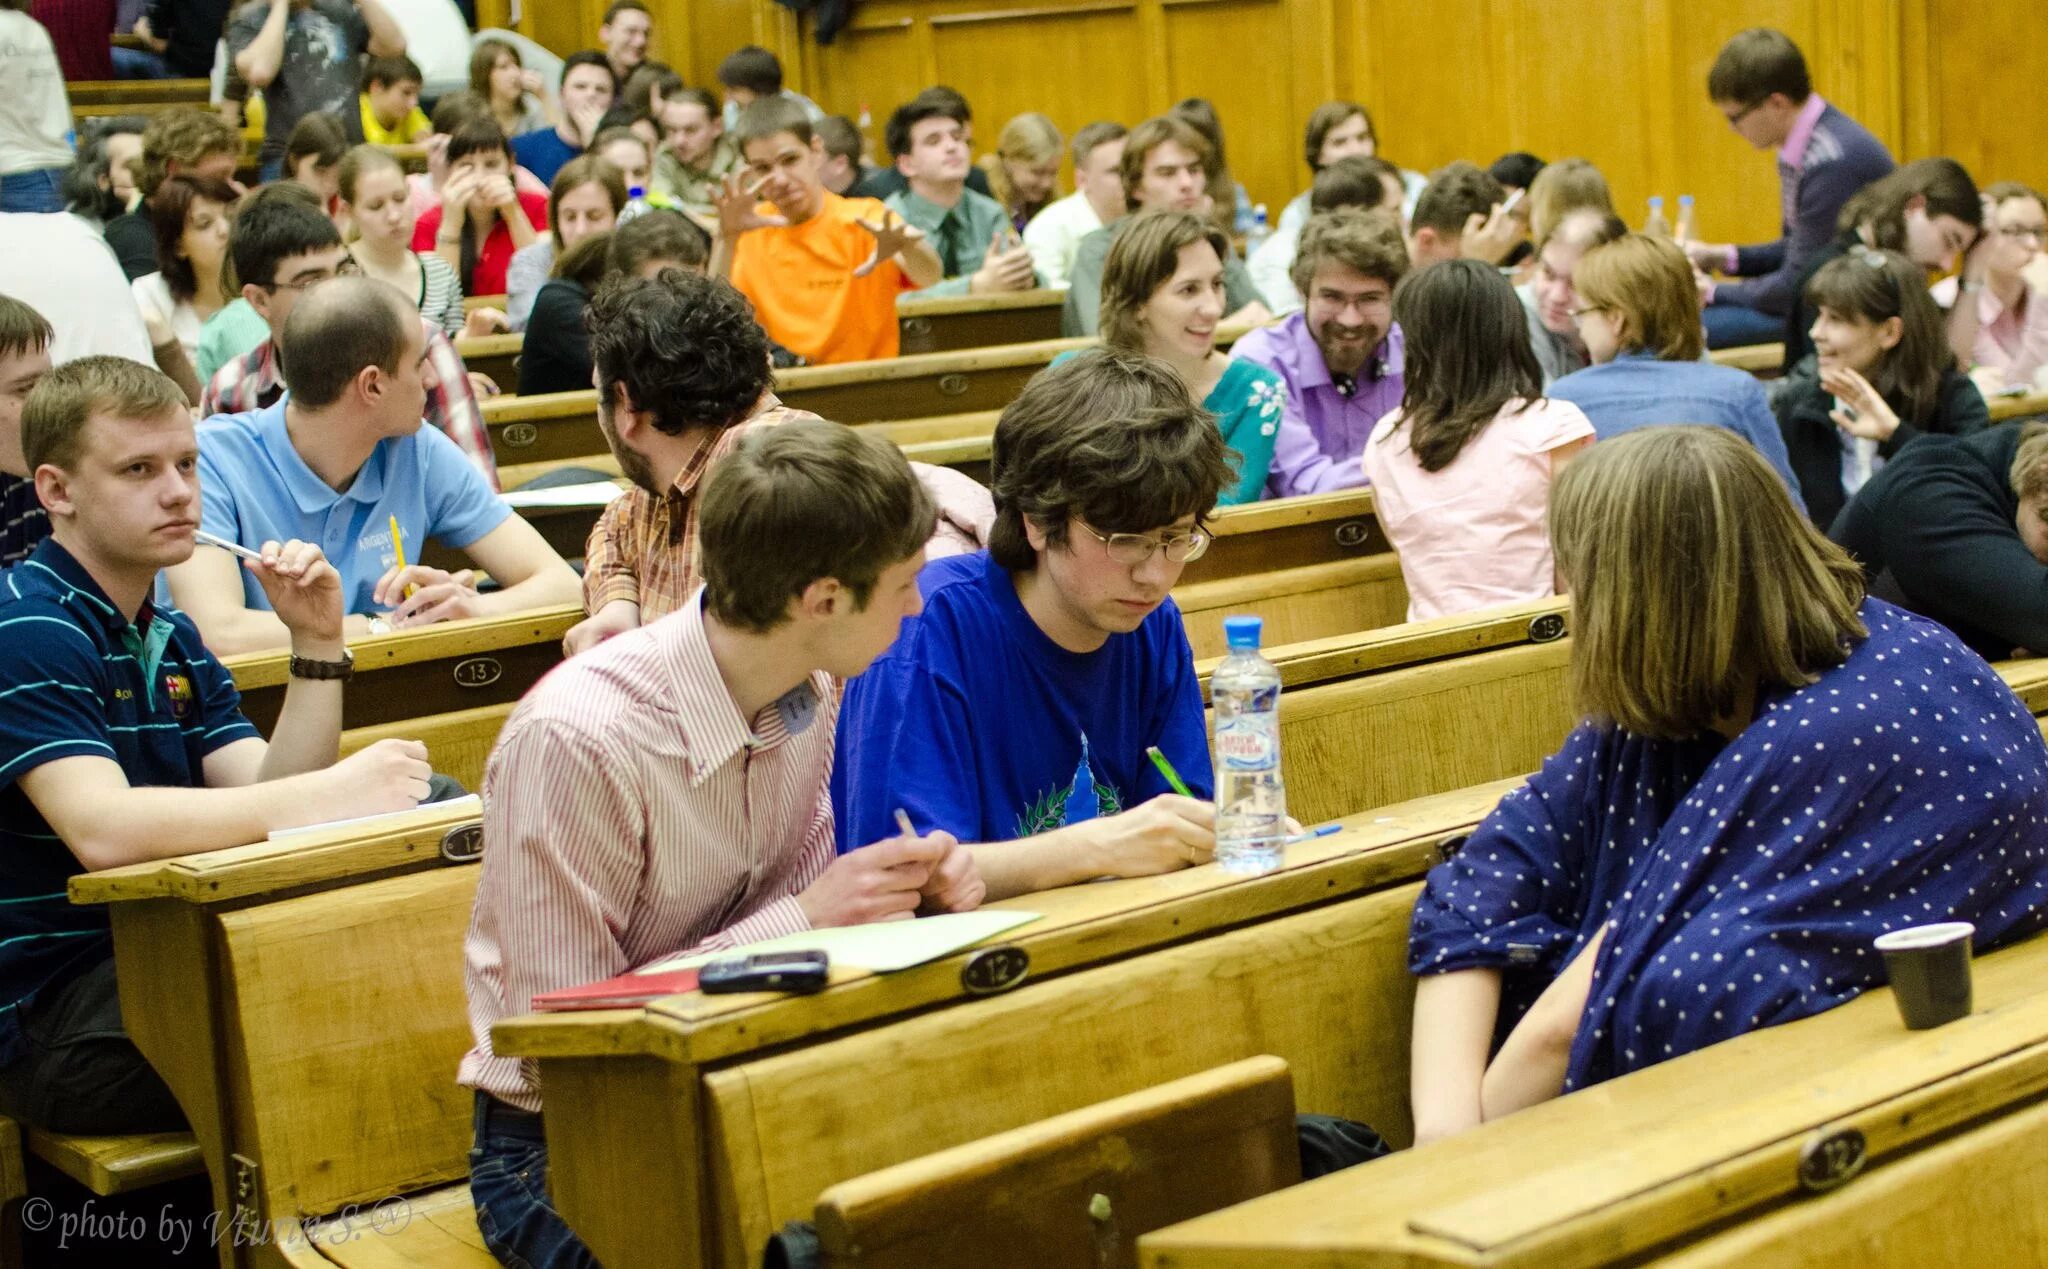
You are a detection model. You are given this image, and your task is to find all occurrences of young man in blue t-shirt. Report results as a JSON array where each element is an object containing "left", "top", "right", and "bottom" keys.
[
  {"left": 833, "top": 349, "right": 1236, "bottom": 900},
  {"left": 167, "top": 277, "right": 580, "bottom": 655},
  {"left": 0, "top": 356, "right": 431, "bottom": 1133}
]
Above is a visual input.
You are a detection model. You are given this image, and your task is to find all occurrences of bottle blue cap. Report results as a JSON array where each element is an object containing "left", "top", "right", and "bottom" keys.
[
  {"left": 629, "top": 185, "right": 646, "bottom": 199},
  {"left": 1223, "top": 615, "right": 1263, "bottom": 649}
]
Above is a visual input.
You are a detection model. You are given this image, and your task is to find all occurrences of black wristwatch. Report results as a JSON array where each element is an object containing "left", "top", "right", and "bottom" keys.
[{"left": 289, "top": 648, "right": 355, "bottom": 681}]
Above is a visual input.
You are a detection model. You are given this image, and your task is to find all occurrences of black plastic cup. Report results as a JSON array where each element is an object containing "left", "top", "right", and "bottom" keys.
[{"left": 1874, "top": 922, "right": 1976, "bottom": 1030}]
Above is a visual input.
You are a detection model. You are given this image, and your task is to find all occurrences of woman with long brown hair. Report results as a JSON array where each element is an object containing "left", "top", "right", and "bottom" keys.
[
  {"left": 1773, "top": 246, "right": 1990, "bottom": 528},
  {"left": 1361, "top": 258, "right": 1594, "bottom": 618}
]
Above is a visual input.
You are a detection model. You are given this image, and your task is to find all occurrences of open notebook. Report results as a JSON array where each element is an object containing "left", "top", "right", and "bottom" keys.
[{"left": 533, "top": 910, "right": 1041, "bottom": 1012}]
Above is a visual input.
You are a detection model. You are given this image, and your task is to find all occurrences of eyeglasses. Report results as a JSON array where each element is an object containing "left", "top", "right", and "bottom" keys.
[
  {"left": 1998, "top": 225, "right": 2047, "bottom": 245},
  {"left": 1722, "top": 99, "right": 1766, "bottom": 128},
  {"left": 1077, "top": 522, "right": 1211, "bottom": 566},
  {"left": 1568, "top": 305, "right": 1607, "bottom": 321},
  {"left": 264, "top": 256, "right": 360, "bottom": 292}
]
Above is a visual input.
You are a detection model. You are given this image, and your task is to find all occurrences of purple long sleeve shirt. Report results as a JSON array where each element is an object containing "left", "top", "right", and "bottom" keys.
[
  {"left": 1716, "top": 97, "right": 1894, "bottom": 317},
  {"left": 1230, "top": 315, "right": 1405, "bottom": 498}
]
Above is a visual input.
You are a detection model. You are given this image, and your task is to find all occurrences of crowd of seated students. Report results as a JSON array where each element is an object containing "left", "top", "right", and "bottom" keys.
[{"left": 6, "top": 10, "right": 2048, "bottom": 1267}]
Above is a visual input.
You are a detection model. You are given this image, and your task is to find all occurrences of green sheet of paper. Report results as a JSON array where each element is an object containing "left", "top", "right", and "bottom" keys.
[{"left": 638, "top": 909, "right": 1042, "bottom": 976}]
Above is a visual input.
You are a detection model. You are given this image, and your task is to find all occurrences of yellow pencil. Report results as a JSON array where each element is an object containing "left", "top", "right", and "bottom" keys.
[{"left": 389, "top": 515, "right": 416, "bottom": 600}]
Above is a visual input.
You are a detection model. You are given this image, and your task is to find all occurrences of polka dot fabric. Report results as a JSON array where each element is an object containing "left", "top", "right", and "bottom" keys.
[{"left": 1409, "top": 599, "right": 2048, "bottom": 1089}]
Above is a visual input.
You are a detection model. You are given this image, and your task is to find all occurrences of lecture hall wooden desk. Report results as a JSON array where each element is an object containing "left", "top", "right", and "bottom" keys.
[
  {"left": 489, "top": 779, "right": 1519, "bottom": 1269},
  {"left": 1138, "top": 929, "right": 2048, "bottom": 1268},
  {"left": 895, "top": 287, "right": 1067, "bottom": 354}
]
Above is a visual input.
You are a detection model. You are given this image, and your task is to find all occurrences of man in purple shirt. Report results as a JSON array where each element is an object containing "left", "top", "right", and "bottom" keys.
[
  {"left": 1688, "top": 28, "right": 1893, "bottom": 348},
  {"left": 1230, "top": 207, "right": 1408, "bottom": 498}
]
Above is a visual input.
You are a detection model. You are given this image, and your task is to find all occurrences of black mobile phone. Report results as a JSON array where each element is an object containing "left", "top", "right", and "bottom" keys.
[{"left": 699, "top": 950, "right": 831, "bottom": 995}]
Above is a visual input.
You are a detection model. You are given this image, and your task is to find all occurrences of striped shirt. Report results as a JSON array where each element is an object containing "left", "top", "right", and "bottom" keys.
[
  {"left": 0, "top": 475, "right": 46, "bottom": 568},
  {"left": 417, "top": 251, "right": 467, "bottom": 341},
  {"left": 580, "top": 397, "right": 822, "bottom": 622},
  {"left": 0, "top": 539, "right": 260, "bottom": 1063},
  {"left": 199, "top": 318, "right": 501, "bottom": 491},
  {"left": 458, "top": 590, "right": 837, "bottom": 1111}
]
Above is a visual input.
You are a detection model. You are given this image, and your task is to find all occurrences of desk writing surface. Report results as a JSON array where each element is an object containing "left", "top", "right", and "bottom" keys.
[
  {"left": 492, "top": 777, "right": 1521, "bottom": 1067},
  {"left": 1142, "top": 932, "right": 2048, "bottom": 1267}
]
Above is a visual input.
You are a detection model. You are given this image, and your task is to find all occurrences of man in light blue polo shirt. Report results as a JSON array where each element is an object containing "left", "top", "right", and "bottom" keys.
[{"left": 166, "top": 278, "right": 581, "bottom": 655}]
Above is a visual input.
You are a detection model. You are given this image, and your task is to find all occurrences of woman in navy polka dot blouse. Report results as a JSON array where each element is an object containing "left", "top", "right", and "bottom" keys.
[{"left": 1408, "top": 426, "right": 2048, "bottom": 1146}]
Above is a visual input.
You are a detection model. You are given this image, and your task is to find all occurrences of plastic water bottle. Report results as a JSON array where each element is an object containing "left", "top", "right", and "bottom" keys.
[
  {"left": 1675, "top": 193, "right": 1698, "bottom": 244},
  {"left": 617, "top": 185, "right": 653, "bottom": 225},
  {"left": 1243, "top": 204, "right": 1271, "bottom": 256},
  {"left": 1212, "top": 615, "right": 1286, "bottom": 875},
  {"left": 1645, "top": 195, "right": 1670, "bottom": 237}
]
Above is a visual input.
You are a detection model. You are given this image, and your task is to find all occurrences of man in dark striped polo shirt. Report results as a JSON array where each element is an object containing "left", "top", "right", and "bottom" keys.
[
  {"left": 0, "top": 295, "right": 53, "bottom": 567},
  {"left": 0, "top": 357, "right": 432, "bottom": 1135}
]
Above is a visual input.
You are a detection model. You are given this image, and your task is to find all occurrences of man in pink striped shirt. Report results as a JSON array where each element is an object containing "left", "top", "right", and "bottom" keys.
[{"left": 459, "top": 415, "right": 983, "bottom": 1269}]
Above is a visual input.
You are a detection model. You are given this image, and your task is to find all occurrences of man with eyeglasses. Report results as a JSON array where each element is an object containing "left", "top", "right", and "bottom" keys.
[
  {"left": 832, "top": 348, "right": 1236, "bottom": 901},
  {"left": 1685, "top": 27, "right": 1893, "bottom": 350},
  {"left": 199, "top": 184, "right": 499, "bottom": 488},
  {"left": 1232, "top": 206, "right": 1408, "bottom": 497}
]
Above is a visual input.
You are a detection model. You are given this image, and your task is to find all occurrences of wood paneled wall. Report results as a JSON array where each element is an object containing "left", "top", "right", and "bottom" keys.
[{"left": 491, "top": 0, "right": 2048, "bottom": 247}]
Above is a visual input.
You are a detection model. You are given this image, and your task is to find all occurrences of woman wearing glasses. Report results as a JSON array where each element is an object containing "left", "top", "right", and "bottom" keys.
[
  {"left": 1774, "top": 247, "right": 1990, "bottom": 530},
  {"left": 1936, "top": 182, "right": 2048, "bottom": 395}
]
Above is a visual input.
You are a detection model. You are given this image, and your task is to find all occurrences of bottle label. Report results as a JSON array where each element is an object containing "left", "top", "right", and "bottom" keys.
[{"left": 1216, "top": 721, "right": 1277, "bottom": 770}]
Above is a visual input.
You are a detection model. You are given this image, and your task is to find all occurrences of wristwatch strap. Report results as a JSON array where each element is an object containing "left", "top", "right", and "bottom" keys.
[{"left": 289, "top": 649, "right": 355, "bottom": 681}]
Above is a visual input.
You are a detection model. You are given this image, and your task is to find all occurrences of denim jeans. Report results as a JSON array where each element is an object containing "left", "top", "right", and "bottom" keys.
[
  {"left": 0, "top": 167, "right": 66, "bottom": 214},
  {"left": 468, "top": 1092, "right": 598, "bottom": 1269},
  {"left": 111, "top": 46, "right": 173, "bottom": 78},
  {"left": 1701, "top": 300, "right": 1787, "bottom": 349}
]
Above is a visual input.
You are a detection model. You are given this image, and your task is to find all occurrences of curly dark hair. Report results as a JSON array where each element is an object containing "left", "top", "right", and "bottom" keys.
[{"left": 585, "top": 271, "right": 771, "bottom": 437}]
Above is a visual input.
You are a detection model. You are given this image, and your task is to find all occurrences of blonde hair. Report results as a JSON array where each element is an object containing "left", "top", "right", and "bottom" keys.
[
  {"left": 1571, "top": 233, "right": 1706, "bottom": 362},
  {"left": 1551, "top": 427, "right": 1866, "bottom": 738},
  {"left": 1528, "top": 157, "right": 1613, "bottom": 246},
  {"left": 1098, "top": 210, "right": 1229, "bottom": 353},
  {"left": 2011, "top": 422, "right": 2048, "bottom": 505},
  {"left": 979, "top": 113, "right": 1063, "bottom": 214}
]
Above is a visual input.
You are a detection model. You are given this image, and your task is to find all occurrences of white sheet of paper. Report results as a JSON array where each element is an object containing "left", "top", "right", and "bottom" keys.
[
  {"left": 266, "top": 794, "right": 482, "bottom": 840},
  {"left": 639, "top": 909, "right": 1042, "bottom": 976},
  {"left": 500, "top": 482, "right": 627, "bottom": 510}
]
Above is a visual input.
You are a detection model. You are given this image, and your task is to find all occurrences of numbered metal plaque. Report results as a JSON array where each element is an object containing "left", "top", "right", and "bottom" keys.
[
  {"left": 901, "top": 317, "right": 932, "bottom": 338},
  {"left": 500, "top": 422, "right": 538, "bottom": 449},
  {"left": 961, "top": 944, "right": 1029, "bottom": 997},
  {"left": 452, "top": 657, "right": 504, "bottom": 689},
  {"left": 1334, "top": 520, "right": 1372, "bottom": 549},
  {"left": 440, "top": 822, "right": 484, "bottom": 864},
  {"left": 937, "top": 373, "right": 970, "bottom": 397},
  {"left": 1528, "top": 612, "right": 1567, "bottom": 643},
  {"left": 1797, "top": 1127, "right": 1867, "bottom": 1193}
]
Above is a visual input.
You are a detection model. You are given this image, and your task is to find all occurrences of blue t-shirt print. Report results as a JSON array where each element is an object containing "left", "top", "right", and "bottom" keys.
[
  {"left": 831, "top": 552, "right": 1212, "bottom": 852},
  {"left": 1018, "top": 732, "right": 1126, "bottom": 837}
]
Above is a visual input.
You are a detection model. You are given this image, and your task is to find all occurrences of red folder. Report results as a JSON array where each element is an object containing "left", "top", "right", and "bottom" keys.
[{"left": 531, "top": 965, "right": 702, "bottom": 1012}]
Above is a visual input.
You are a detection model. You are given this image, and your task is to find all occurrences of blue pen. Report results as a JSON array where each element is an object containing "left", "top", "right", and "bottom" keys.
[{"left": 1284, "top": 824, "right": 1342, "bottom": 845}]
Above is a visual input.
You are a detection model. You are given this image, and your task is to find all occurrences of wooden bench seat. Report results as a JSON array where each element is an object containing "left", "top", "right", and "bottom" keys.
[
  {"left": 24, "top": 1128, "right": 203, "bottom": 1196},
  {"left": 1137, "top": 928, "right": 2048, "bottom": 1268},
  {"left": 294, "top": 1182, "right": 495, "bottom": 1267},
  {"left": 813, "top": 1056, "right": 1298, "bottom": 1268}
]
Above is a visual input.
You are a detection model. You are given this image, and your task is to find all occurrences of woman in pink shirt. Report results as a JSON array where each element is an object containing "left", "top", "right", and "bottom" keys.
[
  {"left": 1938, "top": 181, "right": 2048, "bottom": 394},
  {"left": 1361, "top": 258, "right": 1594, "bottom": 620}
]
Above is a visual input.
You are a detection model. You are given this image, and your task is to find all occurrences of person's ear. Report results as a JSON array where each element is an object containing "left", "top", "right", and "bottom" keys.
[
  {"left": 243, "top": 283, "right": 271, "bottom": 321},
  {"left": 34, "top": 463, "right": 75, "bottom": 521},
  {"left": 797, "top": 575, "right": 843, "bottom": 619},
  {"left": 1876, "top": 314, "right": 1905, "bottom": 352},
  {"left": 1023, "top": 516, "right": 1051, "bottom": 553},
  {"left": 356, "top": 362, "right": 383, "bottom": 408},
  {"left": 1903, "top": 194, "right": 1927, "bottom": 219}
]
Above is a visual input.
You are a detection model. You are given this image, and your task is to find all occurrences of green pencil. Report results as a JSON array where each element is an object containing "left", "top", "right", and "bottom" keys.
[{"left": 1146, "top": 746, "right": 1194, "bottom": 797}]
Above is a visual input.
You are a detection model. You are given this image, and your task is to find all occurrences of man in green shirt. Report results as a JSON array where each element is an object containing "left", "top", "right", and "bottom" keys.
[
  {"left": 652, "top": 88, "right": 738, "bottom": 222},
  {"left": 881, "top": 97, "right": 1038, "bottom": 298}
]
